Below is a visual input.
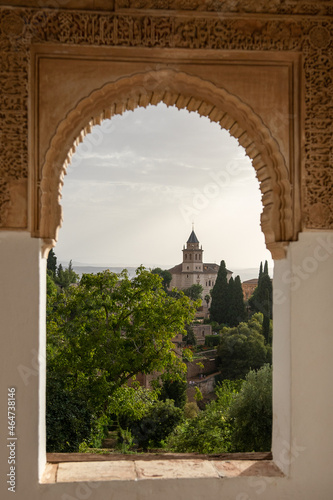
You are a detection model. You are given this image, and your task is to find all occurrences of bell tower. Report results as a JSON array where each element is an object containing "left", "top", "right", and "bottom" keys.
[{"left": 182, "top": 228, "right": 203, "bottom": 273}]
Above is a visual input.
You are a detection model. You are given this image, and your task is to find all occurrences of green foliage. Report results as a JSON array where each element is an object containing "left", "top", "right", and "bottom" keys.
[
  {"left": 47, "top": 267, "right": 197, "bottom": 420},
  {"left": 46, "top": 375, "right": 93, "bottom": 452},
  {"left": 47, "top": 249, "right": 78, "bottom": 290},
  {"left": 182, "top": 347, "right": 194, "bottom": 363},
  {"left": 248, "top": 261, "right": 272, "bottom": 343},
  {"left": 151, "top": 267, "right": 172, "bottom": 291},
  {"left": 159, "top": 376, "right": 187, "bottom": 409},
  {"left": 183, "top": 283, "right": 203, "bottom": 301},
  {"left": 129, "top": 399, "right": 184, "bottom": 450},
  {"left": 46, "top": 274, "right": 58, "bottom": 316},
  {"left": 117, "top": 428, "right": 135, "bottom": 454},
  {"left": 194, "top": 386, "right": 203, "bottom": 402},
  {"left": 55, "top": 259, "right": 79, "bottom": 289},
  {"left": 210, "top": 260, "right": 229, "bottom": 324},
  {"left": 47, "top": 248, "right": 57, "bottom": 278},
  {"left": 228, "top": 365, "right": 272, "bottom": 452},
  {"left": 210, "top": 262, "right": 246, "bottom": 327},
  {"left": 85, "top": 413, "right": 110, "bottom": 449},
  {"left": 167, "top": 380, "right": 242, "bottom": 454},
  {"left": 215, "top": 379, "right": 244, "bottom": 410},
  {"left": 46, "top": 267, "right": 197, "bottom": 451},
  {"left": 167, "top": 409, "right": 231, "bottom": 454},
  {"left": 233, "top": 275, "right": 247, "bottom": 324},
  {"left": 183, "top": 323, "right": 196, "bottom": 346},
  {"left": 204, "top": 334, "right": 221, "bottom": 347},
  {"left": 216, "top": 314, "right": 272, "bottom": 380},
  {"left": 107, "top": 385, "right": 158, "bottom": 427},
  {"left": 183, "top": 402, "right": 200, "bottom": 419}
]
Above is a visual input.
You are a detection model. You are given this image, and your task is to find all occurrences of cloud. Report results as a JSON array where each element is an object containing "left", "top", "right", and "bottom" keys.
[{"left": 57, "top": 103, "right": 272, "bottom": 270}]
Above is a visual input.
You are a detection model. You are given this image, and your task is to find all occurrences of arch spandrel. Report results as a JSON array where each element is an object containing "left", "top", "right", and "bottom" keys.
[{"left": 39, "top": 70, "right": 295, "bottom": 260}]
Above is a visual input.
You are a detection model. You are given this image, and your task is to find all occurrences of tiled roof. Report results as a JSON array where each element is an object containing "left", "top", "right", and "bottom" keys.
[
  {"left": 202, "top": 263, "right": 219, "bottom": 274},
  {"left": 168, "top": 262, "right": 232, "bottom": 275},
  {"left": 168, "top": 263, "right": 182, "bottom": 273},
  {"left": 187, "top": 230, "right": 199, "bottom": 243}
]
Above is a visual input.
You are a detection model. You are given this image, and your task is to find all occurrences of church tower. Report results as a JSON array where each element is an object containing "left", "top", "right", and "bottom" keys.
[{"left": 182, "top": 229, "right": 203, "bottom": 273}]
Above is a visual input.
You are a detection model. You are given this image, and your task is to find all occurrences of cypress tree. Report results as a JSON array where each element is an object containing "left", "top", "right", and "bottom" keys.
[
  {"left": 210, "top": 260, "right": 229, "bottom": 325},
  {"left": 226, "top": 276, "right": 235, "bottom": 326},
  {"left": 259, "top": 262, "right": 263, "bottom": 279},
  {"left": 234, "top": 275, "right": 247, "bottom": 324},
  {"left": 47, "top": 248, "right": 57, "bottom": 278},
  {"left": 248, "top": 261, "right": 272, "bottom": 343},
  {"left": 249, "top": 261, "right": 272, "bottom": 317}
]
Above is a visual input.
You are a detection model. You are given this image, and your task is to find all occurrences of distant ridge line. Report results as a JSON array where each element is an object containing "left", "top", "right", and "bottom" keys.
[{"left": 70, "top": 265, "right": 271, "bottom": 282}]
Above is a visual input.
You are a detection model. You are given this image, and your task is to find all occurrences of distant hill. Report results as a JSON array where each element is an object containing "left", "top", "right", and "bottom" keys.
[
  {"left": 69, "top": 265, "right": 272, "bottom": 283},
  {"left": 72, "top": 266, "right": 138, "bottom": 278}
]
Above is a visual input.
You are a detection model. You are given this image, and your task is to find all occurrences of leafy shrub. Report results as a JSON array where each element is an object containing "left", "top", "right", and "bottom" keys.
[
  {"left": 217, "top": 315, "right": 271, "bottom": 380},
  {"left": 204, "top": 335, "right": 221, "bottom": 347},
  {"left": 167, "top": 401, "right": 232, "bottom": 454},
  {"left": 228, "top": 364, "right": 272, "bottom": 452},
  {"left": 46, "top": 376, "right": 93, "bottom": 452},
  {"left": 107, "top": 385, "right": 158, "bottom": 429},
  {"left": 158, "top": 376, "right": 187, "bottom": 409},
  {"left": 184, "top": 402, "right": 199, "bottom": 419},
  {"left": 167, "top": 380, "right": 242, "bottom": 454},
  {"left": 86, "top": 413, "right": 110, "bottom": 449},
  {"left": 130, "top": 399, "right": 184, "bottom": 449}
]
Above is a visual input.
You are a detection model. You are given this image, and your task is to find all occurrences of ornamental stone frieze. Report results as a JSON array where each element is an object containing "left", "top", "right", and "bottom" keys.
[{"left": 0, "top": 2, "right": 332, "bottom": 257}]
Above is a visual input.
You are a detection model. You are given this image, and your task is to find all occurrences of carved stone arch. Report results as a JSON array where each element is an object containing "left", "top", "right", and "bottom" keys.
[{"left": 39, "top": 69, "right": 294, "bottom": 259}]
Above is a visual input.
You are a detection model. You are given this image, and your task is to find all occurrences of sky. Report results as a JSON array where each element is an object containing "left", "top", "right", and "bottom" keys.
[{"left": 55, "top": 102, "right": 273, "bottom": 272}]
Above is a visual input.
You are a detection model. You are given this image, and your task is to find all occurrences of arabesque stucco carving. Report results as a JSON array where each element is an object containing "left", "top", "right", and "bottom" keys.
[
  {"left": 0, "top": 2, "right": 332, "bottom": 252},
  {"left": 39, "top": 70, "right": 292, "bottom": 258}
]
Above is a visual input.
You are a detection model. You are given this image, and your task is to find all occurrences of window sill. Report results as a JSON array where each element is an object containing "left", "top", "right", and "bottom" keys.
[{"left": 42, "top": 452, "right": 284, "bottom": 483}]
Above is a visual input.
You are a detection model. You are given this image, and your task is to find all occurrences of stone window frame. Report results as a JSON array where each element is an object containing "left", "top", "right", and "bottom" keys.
[
  {"left": 0, "top": 2, "right": 332, "bottom": 494},
  {"left": 28, "top": 42, "right": 302, "bottom": 487}
]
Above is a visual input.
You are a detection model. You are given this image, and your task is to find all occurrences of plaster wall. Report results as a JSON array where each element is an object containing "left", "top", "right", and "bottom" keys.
[{"left": 1, "top": 232, "right": 333, "bottom": 499}]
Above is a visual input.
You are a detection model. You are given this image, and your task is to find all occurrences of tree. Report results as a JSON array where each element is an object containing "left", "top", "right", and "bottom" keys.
[
  {"left": 234, "top": 276, "right": 247, "bottom": 324},
  {"left": 56, "top": 259, "right": 79, "bottom": 289},
  {"left": 167, "top": 380, "right": 242, "bottom": 454},
  {"left": 158, "top": 375, "right": 187, "bottom": 409},
  {"left": 47, "top": 267, "right": 197, "bottom": 419},
  {"left": 216, "top": 314, "right": 271, "bottom": 380},
  {"left": 248, "top": 261, "right": 272, "bottom": 342},
  {"left": 204, "top": 294, "right": 210, "bottom": 308},
  {"left": 225, "top": 276, "right": 235, "bottom": 325},
  {"left": 129, "top": 399, "right": 184, "bottom": 450},
  {"left": 228, "top": 364, "right": 272, "bottom": 452},
  {"left": 183, "top": 283, "right": 203, "bottom": 301},
  {"left": 151, "top": 267, "right": 172, "bottom": 291},
  {"left": 47, "top": 248, "right": 57, "bottom": 278},
  {"left": 183, "top": 323, "right": 196, "bottom": 346},
  {"left": 46, "top": 375, "right": 93, "bottom": 452},
  {"left": 46, "top": 274, "right": 58, "bottom": 316},
  {"left": 107, "top": 385, "right": 158, "bottom": 429},
  {"left": 210, "top": 260, "right": 229, "bottom": 324}
]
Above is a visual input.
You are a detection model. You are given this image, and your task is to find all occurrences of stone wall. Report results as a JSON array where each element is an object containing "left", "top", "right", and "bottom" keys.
[{"left": 186, "top": 358, "right": 218, "bottom": 379}]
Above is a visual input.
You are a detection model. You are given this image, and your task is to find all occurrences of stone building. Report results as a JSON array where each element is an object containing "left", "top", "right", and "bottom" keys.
[
  {"left": 168, "top": 229, "right": 232, "bottom": 301},
  {"left": 192, "top": 324, "right": 213, "bottom": 345},
  {"left": 242, "top": 278, "right": 258, "bottom": 301},
  {"left": 0, "top": 1, "right": 332, "bottom": 498}
]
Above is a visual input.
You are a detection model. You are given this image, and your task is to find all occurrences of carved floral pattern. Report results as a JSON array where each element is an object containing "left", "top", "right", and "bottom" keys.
[
  {"left": 0, "top": 4, "right": 332, "bottom": 231},
  {"left": 115, "top": 0, "right": 333, "bottom": 16}
]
